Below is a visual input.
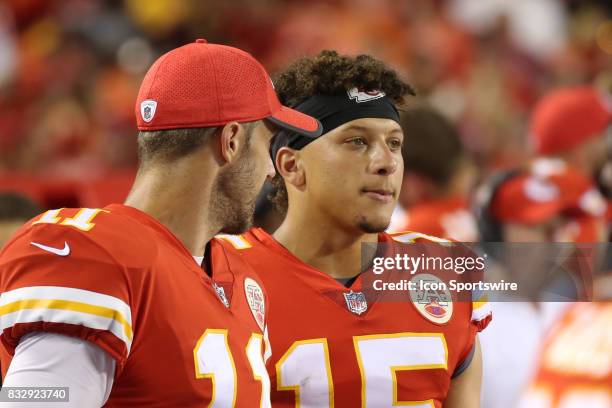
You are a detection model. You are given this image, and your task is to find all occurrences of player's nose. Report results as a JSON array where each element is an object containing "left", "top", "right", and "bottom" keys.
[{"left": 369, "top": 143, "right": 398, "bottom": 176}]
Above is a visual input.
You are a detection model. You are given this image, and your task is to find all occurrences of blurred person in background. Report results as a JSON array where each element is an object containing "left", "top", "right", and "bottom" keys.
[
  {"left": 517, "top": 90, "right": 612, "bottom": 406},
  {"left": 529, "top": 85, "right": 612, "bottom": 235},
  {"left": 388, "top": 104, "right": 479, "bottom": 241},
  {"left": 1, "top": 0, "right": 611, "bottom": 184},
  {"left": 474, "top": 164, "right": 608, "bottom": 408},
  {"left": 0, "top": 192, "right": 41, "bottom": 247},
  {"left": 518, "top": 300, "right": 612, "bottom": 408}
]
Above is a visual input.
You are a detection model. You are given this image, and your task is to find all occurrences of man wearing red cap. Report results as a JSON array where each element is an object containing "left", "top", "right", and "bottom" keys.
[
  {"left": 530, "top": 86, "right": 611, "bottom": 177},
  {"left": 482, "top": 162, "right": 607, "bottom": 243},
  {"left": 516, "top": 91, "right": 612, "bottom": 405},
  {"left": 0, "top": 40, "right": 321, "bottom": 406},
  {"left": 476, "top": 163, "right": 608, "bottom": 408},
  {"left": 529, "top": 85, "right": 611, "bottom": 232}
]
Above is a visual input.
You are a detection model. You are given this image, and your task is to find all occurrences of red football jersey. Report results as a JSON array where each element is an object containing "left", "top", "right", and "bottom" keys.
[
  {"left": 519, "top": 302, "right": 612, "bottom": 408},
  {"left": 0, "top": 204, "right": 270, "bottom": 407},
  {"left": 215, "top": 228, "right": 492, "bottom": 407}
]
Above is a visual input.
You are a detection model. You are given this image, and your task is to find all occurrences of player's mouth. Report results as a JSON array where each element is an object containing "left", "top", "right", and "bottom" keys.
[{"left": 361, "top": 188, "right": 394, "bottom": 203}]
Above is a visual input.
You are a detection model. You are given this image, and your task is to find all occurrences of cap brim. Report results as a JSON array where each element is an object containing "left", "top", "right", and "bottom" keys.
[
  {"left": 493, "top": 176, "right": 565, "bottom": 225},
  {"left": 267, "top": 106, "right": 323, "bottom": 138}
]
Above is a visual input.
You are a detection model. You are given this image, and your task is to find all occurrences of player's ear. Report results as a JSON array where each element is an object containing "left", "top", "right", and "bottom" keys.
[
  {"left": 218, "top": 122, "right": 246, "bottom": 164},
  {"left": 276, "top": 147, "right": 305, "bottom": 188}
]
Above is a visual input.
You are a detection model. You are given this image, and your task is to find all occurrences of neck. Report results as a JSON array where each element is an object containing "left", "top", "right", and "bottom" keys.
[
  {"left": 124, "top": 160, "right": 219, "bottom": 256},
  {"left": 273, "top": 206, "right": 379, "bottom": 279}
]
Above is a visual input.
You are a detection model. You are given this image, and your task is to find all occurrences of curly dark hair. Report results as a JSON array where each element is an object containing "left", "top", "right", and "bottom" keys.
[{"left": 269, "top": 50, "right": 416, "bottom": 215}]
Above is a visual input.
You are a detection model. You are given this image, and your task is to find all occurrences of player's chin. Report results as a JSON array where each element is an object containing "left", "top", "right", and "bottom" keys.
[
  {"left": 359, "top": 201, "right": 395, "bottom": 218},
  {"left": 356, "top": 214, "right": 391, "bottom": 234}
]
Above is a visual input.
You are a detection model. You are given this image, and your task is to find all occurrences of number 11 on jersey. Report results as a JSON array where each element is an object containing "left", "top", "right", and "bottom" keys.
[{"left": 194, "top": 329, "right": 271, "bottom": 408}]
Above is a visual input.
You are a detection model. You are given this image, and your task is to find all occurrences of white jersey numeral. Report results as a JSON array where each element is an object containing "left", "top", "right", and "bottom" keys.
[
  {"left": 193, "top": 329, "right": 237, "bottom": 408},
  {"left": 33, "top": 208, "right": 108, "bottom": 231},
  {"left": 354, "top": 333, "right": 447, "bottom": 407},
  {"left": 193, "top": 330, "right": 271, "bottom": 407},
  {"left": 276, "top": 333, "right": 448, "bottom": 407},
  {"left": 276, "top": 339, "right": 334, "bottom": 407},
  {"left": 247, "top": 334, "right": 271, "bottom": 408}
]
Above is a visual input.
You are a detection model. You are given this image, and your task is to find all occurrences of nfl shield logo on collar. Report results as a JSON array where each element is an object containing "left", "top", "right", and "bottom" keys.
[{"left": 343, "top": 291, "right": 368, "bottom": 315}]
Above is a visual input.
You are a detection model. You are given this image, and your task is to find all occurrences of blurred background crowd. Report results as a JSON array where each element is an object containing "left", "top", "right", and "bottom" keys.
[
  {"left": 0, "top": 0, "right": 611, "bottom": 407},
  {"left": 0, "top": 0, "right": 610, "bottom": 180}
]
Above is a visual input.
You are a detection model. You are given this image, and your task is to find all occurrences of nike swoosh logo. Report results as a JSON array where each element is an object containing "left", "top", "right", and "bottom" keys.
[{"left": 30, "top": 241, "right": 71, "bottom": 257}]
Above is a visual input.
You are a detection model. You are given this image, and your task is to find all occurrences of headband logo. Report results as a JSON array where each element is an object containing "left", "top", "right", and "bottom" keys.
[
  {"left": 140, "top": 100, "right": 157, "bottom": 122},
  {"left": 347, "top": 87, "right": 386, "bottom": 103}
]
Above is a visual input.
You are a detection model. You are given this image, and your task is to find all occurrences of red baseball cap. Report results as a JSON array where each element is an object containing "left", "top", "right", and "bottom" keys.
[
  {"left": 135, "top": 39, "right": 322, "bottom": 137},
  {"left": 492, "top": 161, "right": 608, "bottom": 224},
  {"left": 492, "top": 174, "right": 564, "bottom": 225},
  {"left": 529, "top": 86, "right": 612, "bottom": 155}
]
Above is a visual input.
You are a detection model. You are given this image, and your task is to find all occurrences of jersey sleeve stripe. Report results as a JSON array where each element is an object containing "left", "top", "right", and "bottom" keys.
[
  {"left": 0, "top": 286, "right": 132, "bottom": 323},
  {"left": 1, "top": 307, "right": 132, "bottom": 353},
  {"left": 472, "top": 298, "right": 489, "bottom": 310},
  {"left": 471, "top": 300, "right": 492, "bottom": 322},
  {"left": 0, "top": 286, "right": 133, "bottom": 352}
]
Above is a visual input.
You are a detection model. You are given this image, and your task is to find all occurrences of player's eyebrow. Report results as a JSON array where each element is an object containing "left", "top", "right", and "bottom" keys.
[
  {"left": 342, "top": 125, "right": 371, "bottom": 133},
  {"left": 342, "top": 125, "right": 403, "bottom": 135}
]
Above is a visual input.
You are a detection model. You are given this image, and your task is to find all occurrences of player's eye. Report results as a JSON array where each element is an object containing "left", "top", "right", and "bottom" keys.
[
  {"left": 388, "top": 138, "right": 402, "bottom": 150},
  {"left": 347, "top": 137, "right": 367, "bottom": 146}
]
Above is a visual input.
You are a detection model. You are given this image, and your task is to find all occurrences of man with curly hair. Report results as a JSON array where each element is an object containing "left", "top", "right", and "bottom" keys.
[{"left": 216, "top": 50, "right": 491, "bottom": 407}]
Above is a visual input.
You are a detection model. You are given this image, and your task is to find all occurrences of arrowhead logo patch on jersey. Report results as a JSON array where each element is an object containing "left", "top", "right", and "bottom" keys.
[
  {"left": 343, "top": 291, "right": 368, "bottom": 315},
  {"left": 409, "top": 274, "right": 453, "bottom": 324},
  {"left": 212, "top": 282, "right": 230, "bottom": 308},
  {"left": 244, "top": 278, "right": 265, "bottom": 331},
  {"left": 140, "top": 100, "right": 157, "bottom": 122},
  {"left": 347, "top": 87, "right": 385, "bottom": 103}
]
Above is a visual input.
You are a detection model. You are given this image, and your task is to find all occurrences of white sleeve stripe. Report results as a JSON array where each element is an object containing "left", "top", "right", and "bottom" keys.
[
  {"left": 1, "top": 308, "right": 132, "bottom": 353},
  {"left": 0, "top": 286, "right": 132, "bottom": 324},
  {"left": 0, "top": 286, "right": 133, "bottom": 352}
]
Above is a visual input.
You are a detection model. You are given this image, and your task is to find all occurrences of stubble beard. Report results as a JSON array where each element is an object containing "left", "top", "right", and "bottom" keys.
[{"left": 210, "top": 148, "right": 258, "bottom": 235}]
